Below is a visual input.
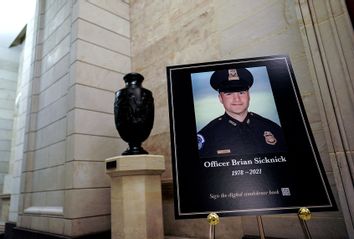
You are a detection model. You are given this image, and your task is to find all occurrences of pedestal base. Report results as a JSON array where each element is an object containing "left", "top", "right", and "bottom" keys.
[{"left": 105, "top": 155, "right": 165, "bottom": 239}]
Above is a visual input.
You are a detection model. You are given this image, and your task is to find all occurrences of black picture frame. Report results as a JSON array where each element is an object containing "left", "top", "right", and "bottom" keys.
[{"left": 166, "top": 55, "right": 336, "bottom": 219}]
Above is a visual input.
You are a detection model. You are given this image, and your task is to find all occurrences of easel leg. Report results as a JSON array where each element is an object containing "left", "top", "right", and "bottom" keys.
[
  {"left": 298, "top": 217, "right": 312, "bottom": 239},
  {"left": 209, "top": 224, "right": 213, "bottom": 239},
  {"left": 209, "top": 224, "right": 216, "bottom": 239},
  {"left": 298, "top": 207, "right": 312, "bottom": 239},
  {"left": 256, "top": 216, "right": 266, "bottom": 239},
  {"left": 207, "top": 213, "right": 219, "bottom": 239}
]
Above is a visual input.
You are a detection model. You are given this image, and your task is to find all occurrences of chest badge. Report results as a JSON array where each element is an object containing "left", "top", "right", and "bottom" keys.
[{"left": 264, "top": 131, "right": 277, "bottom": 145}]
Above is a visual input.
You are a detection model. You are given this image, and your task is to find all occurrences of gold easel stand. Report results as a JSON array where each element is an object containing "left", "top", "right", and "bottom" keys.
[
  {"left": 207, "top": 213, "right": 220, "bottom": 239},
  {"left": 256, "top": 215, "right": 266, "bottom": 239},
  {"left": 298, "top": 207, "right": 312, "bottom": 239}
]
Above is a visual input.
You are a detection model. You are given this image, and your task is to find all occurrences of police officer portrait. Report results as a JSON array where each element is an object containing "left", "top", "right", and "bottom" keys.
[
  {"left": 192, "top": 66, "right": 288, "bottom": 159},
  {"left": 167, "top": 56, "right": 336, "bottom": 218}
]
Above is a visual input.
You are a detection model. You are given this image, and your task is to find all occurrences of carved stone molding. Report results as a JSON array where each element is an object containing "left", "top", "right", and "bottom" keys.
[{"left": 295, "top": 0, "right": 354, "bottom": 237}]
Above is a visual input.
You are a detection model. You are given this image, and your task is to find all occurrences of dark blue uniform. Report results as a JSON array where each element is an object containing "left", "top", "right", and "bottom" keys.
[{"left": 197, "top": 112, "right": 287, "bottom": 158}]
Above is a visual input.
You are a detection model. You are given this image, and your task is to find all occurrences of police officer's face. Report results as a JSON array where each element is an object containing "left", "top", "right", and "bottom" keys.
[{"left": 218, "top": 90, "right": 250, "bottom": 118}]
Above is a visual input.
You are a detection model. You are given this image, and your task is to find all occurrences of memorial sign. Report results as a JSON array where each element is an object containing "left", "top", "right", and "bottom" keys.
[{"left": 166, "top": 55, "right": 336, "bottom": 219}]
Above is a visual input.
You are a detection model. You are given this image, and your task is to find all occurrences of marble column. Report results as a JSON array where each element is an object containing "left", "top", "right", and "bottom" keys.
[
  {"left": 296, "top": 1, "right": 354, "bottom": 237},
  {"left": 105, "top": 155, "right": 165, "bottom": 239}
]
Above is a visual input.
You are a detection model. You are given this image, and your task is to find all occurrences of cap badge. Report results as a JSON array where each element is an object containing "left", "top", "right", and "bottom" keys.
[
  {"left": 264, "top": 131, "right": 277, "bottom": 145},
  {"left": 228, "top": 69, "right": 239, "bottom": 81}
]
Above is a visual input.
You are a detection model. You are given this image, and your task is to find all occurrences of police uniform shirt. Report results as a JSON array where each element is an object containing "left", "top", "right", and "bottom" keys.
[{"left": 197, "top": 112, "right": 287, "bottom": 158}]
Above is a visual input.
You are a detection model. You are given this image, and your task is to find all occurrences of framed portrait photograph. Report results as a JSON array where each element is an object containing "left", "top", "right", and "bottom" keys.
[{"left": 166, "top": 55, "right": 336, "bottom": 219}]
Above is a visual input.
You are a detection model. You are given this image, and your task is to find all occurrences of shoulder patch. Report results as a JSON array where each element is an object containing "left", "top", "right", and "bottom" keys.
[{"left": 197, "top": 134, "right": 205, "bottom": 150}]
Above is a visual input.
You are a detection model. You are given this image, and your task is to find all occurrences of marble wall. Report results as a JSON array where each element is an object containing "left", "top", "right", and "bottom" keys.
[
  {"left": 64, "top": 0, "right": 130, "bottom": 236},
  {"left": 129, "top": 0, "right": 351, "bottom": 238},
  {"left": 17, "top": 0, "right": 70, "bottom": 234},
  {"left": 6, "top": 17, "right": 36, "bottom": 223},
  {"left": 296, "top": 0, "right": 354, "bottom": 236},
  {"left": 0, "top": 47, "right": 19, "bottom": 194},
  {"left": 7, "top": 0, "right": 352, "bottom": 238},
  {"left": 15, "top": 0, "right": 131, "bottom": 237},
  {"left": 0, "top": 43, "right": 21, "bottom": 228}
]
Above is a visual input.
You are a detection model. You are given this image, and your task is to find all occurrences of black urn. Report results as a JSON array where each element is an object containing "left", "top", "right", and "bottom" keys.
[{"left": 114, "top": 72, "right": 154, "bottom": 155}]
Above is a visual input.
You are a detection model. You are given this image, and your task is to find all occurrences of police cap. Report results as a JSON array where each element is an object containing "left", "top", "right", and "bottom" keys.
[{"left": 210, "top": 68, "right": 254, "bottom": 92}]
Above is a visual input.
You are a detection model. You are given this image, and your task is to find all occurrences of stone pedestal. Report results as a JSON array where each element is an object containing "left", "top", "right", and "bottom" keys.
[{"left": 105, "top": 155, "right": 165, "bottom": 239}]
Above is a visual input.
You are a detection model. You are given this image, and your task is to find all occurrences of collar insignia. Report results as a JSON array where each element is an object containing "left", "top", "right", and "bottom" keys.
[{"left": 228, "top": 120, "right": 237, "bottom": 126}]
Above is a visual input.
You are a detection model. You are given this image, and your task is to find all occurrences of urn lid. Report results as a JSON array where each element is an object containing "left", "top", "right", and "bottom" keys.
[{"left": 123, "top": 72, "right": 144, "bottom": 86}]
